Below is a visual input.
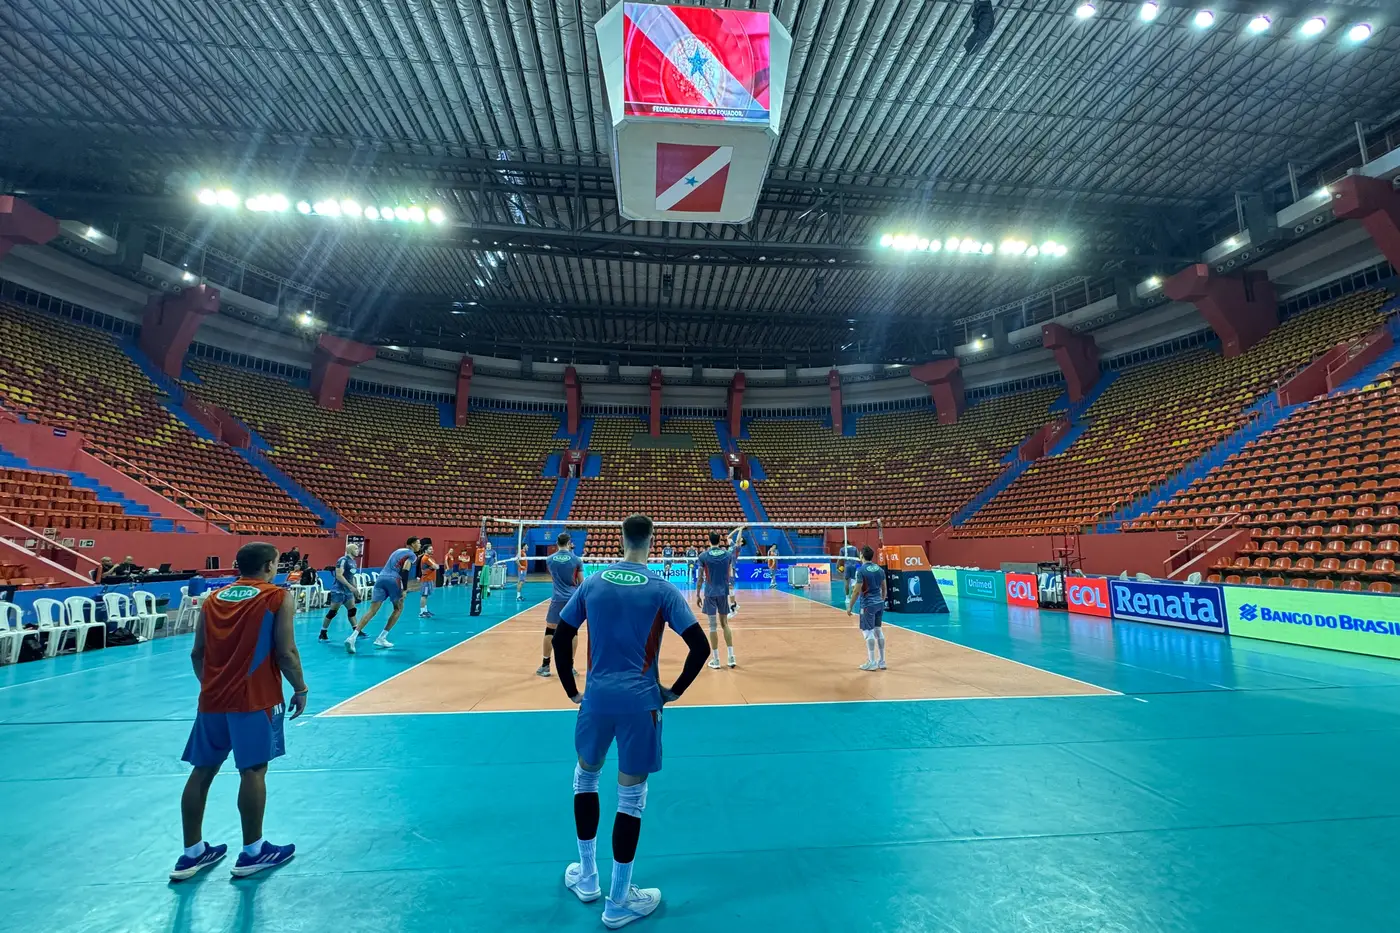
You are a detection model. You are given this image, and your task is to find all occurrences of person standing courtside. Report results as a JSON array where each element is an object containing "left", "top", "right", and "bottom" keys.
[
  {"left": 171, "top": 542, "right": 307, "bottom": 881},
  {"left": 537, "top": 531, "right": 584, "bottom": 677},
  {"left": 318, "top": 542, "right": 361, "bottom": 641},
  {"left": 845, "top": 545, "right": 888, "bottom": 671},
  {"left": 697, "top": 527, "right": 742, "bottom": 669},
  {"left": 346, "top": 537, "right": 420, "bottom": 653},
  {"left": 550, "top": 514, "right": 711, "bottom": 928}
]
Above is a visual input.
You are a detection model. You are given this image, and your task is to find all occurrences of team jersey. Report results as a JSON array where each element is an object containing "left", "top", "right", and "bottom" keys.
[
  {"left": 558, "top": 562, "right": 698, "bottom": 714},
  {"left": 548, "top": 549, "right": 584, "bottom": 601},
  {"left": 420, "top": 555, "right": 439, "bottom": 576},
  {"left": 332, "top": 555, "right": 357, "bottom": 594},
  {"left": 685, "top": 548, "right": 698, "bottom": 559},
  {"left": 662, "top": 547, "right": 674, "bottom": 560},
  {"left": 197, "top": 579, "right": 286, "bottom": 714},
  {"left": 699, "top": 545, "right": 736, "bottom": 597},
  {"left": 518, "top": 554, "right": 529, "bottom": 571},
  {"left": 378, "top": 547, "right": 416, "bottom": 583},
  {"left": 856, "top": 562, "right": 886, "bottom": 607}
]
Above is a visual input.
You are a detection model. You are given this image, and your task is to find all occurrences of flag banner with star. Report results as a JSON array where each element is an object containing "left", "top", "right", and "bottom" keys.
[
  {"left": 655, "top": 143, "right": 733, "bottom": 212},
  {"left": 622, "top": 3, "right": 771, "bottom": 123}
]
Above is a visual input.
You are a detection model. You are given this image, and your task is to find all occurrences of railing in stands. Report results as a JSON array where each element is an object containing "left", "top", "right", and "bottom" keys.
[
  {"left": 0, "top": 516, "right": 98, "bottom": 584},
  {"left": 84, "top": 442, "right": 236, "bottom": 532},
  {"left": 1161, "top": 510, "right": 1249, "bottom": 580}
]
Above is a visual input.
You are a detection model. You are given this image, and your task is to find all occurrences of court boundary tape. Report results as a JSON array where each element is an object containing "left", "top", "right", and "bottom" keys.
[
  {"left": 786, "top": 588, "right": 1121, "bottom": 696},
  {"left": 317, "top": 597, "right": 551, "bottom": 718}
]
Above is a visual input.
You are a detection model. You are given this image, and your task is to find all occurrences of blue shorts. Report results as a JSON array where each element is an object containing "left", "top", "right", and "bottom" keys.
[
  {"left": 372, "top": 577, "right": 404, "bottom": 604},
  {"left": 576, "top": 706, "right": 663, "bottom": 775},
  {"left": 183, "top": 707, "right": 286, "bottom": 771},
  {"left": 420, "top": 581, "right": 435, "bottom": 597},
  {"left": 845, "top": 567, "right": 859, "bottom": 582},
  {"left": 328, "top": 589, "right": 355, "bottom": 606},
  {"left": 546, "top": 597, "right": 569, "bottom": 626},
  {"left": 859, "top": 603, "right": 884, "bottom": 631},
  {"left": 702, "top": 593, "right": 729, "bottom": 616}
]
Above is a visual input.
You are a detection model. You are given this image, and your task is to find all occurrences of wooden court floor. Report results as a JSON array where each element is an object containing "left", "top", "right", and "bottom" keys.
[{"left": 325, "top": 588, "right": 1112, "bottom": 715}]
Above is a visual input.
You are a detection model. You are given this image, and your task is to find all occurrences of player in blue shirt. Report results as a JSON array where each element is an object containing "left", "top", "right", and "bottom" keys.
[
  {"left": 697, "top": 527, "right": 742, "bottom": 669},
  {"left": 684, "top": 545, "right": 699, "bottom": 588},
  {"left": 318, "top": 542, "right": 361, "bottom": 642},
  {"left": 345, "top": 537, "right": 420, "bottom": 653},
  {"left": 661, "top": 545, "right": 674, "bottom": 579},
  {"left": 839, "top": 543, "right": 860, "bottom": 600},
  {"left": 538, "top": 532, "right": 584, "bottom": 678},
  {"left": 552, "top": 514, "right": 710, "bottom": 928},
  {"left": 845, "top": 545, "right": 888, "bottom": 671}
]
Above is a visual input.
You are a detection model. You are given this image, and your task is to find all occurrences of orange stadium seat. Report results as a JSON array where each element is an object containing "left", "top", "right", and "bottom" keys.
[{"left": 0, "top": 303, "right": 327, "bottom": 536}]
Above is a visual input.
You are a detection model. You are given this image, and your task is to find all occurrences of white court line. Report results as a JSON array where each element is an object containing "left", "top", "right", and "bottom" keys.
[
  {"left": 323, "top": 691, "right": 1120, "bottom": 718},
  {"left": 317, "top": 598, "right": 550, "bottom": 717}
]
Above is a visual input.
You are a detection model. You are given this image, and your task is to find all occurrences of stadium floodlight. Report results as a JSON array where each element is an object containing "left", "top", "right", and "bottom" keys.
[
  {"left": 268, "top": 194, "right": 289, "bottom": 212},
  {"left": 1075, "top": 3, "right": 1096, "bottom": 19},
  {"left": 1247, "top": 15, "right": 1271, "bottom": 33},
  {"left": 1000, "top": 239, "right": 1027, "bottom": 255},
  {"left": 1026, "top": 245, "right": 1040, "bottom": 258},
  {"left": 408, "top": 206, "right": 427, "bottom": 223},
  {"left": 380, "top": 206, "right": 396, "bottom": 220},
  {"left": 1139, "top": 1, "right": 1160, "bottom": 22},
  {"left": 394, "top": 206, "right": 411, "bottom": 221},
  {"left": 1346, "top": 23, "right": 1372, "bottom": 42},
  {"left": 428, "top": 207, "right": 447, "bottom": 224},
  {"left": 215, "top": 189, "right": 238, "bottom": 208},
  {"left": 980, "top": 242, "right": 995, "bottom": 254},
  {"left": 879, "top": 234, "right": 894, "bottom": 247},
  {"left": 1193, "top": 9, "right": 1215, "bottom": 28},
  {"left": 296, "top": 201, "right": 312, "bottom": 214},
  {"left": 960, "top": 239, "right": 982, "bottom": 254},
  {"left": 196, "top": 188, "right": 218, "bottom": 205},
  {"left": 340, "top": 200, "right": 361, "bottom": 218},
  {"left": 916, "top": 237, "right": 930, "bottom": 250},
  {"left": 364, "top": 206, "right": 380, "bottom": 220},
  {"left": 945, "top": 237, "right": 961, "bottom": 251},
  {"left": 929, "top": 239, "right": 942, "bottom": 251},
  {"left": 1146, "top": 275, "right": 1162, "bottom": 289},
  {"left": 1300, "top": 16, "right": 1326, "bottom": 37}
]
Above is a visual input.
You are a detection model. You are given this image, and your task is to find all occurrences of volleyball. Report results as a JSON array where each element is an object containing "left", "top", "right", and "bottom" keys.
[{"left": 740, "top": 479, "right": 750, "bottom": 490}]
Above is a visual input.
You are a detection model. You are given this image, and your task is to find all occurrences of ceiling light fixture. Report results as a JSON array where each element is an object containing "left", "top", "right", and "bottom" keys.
[
  {"left": 1300, "top": 16, "right": 1326, "bottom": 37},
  {"left": 1074, "top": 2, "right": 1096, "bottom": 19},
  {"left": 1139, "top": 1, "right": 1160, "bottom": 22},
  {"left": 1247, "top": 15, "right": 1271, "bottom": 33},
  {"left": 1193, "top": 9, "right": 1215, "bottom": 29},
  {"left": 1346, "top": 22, "right": 1372, "bottom": 42}
]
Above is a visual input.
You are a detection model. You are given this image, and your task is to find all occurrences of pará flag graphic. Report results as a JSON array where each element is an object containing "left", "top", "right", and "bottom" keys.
[{"left": 655, "top": 143, "right": 733, "bottom": 212}]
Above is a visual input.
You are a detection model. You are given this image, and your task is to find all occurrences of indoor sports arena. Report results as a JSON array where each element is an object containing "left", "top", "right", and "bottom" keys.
[{"left": 3, "top": 1, "right": 1400, "bottom": 931}]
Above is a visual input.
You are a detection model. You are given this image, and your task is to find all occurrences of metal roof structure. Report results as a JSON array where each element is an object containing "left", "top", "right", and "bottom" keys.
[{"left": 1, "top": 0, "right": 1397, "bottom": 365}]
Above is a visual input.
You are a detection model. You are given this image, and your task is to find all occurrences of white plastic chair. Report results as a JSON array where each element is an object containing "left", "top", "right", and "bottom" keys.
[
  {"left": 32, "top": 597, "right": 78, "bottom": 657},
  {"left": 354, "top": 573, "right": 372, "bottom": 601},
  {"left": 1185, "top": 572, "right": 1203, "bottom": 585},
  {"left": 1135, "top": 573, "right": 1154, "bottom": 582},
  {"left": 0, "top": 601, "right": 26, "bottom": 664},
  {"left": 309, "top": 581, "right": 327, "bottom": 609},
  {"left": 62, "top": 596, "right": 106, "bottom": 652},
  {"left": 103, "top": 593, "right": 148, "bottom": 640},
  {"left": 132, "top": 590, "right": 165, "bottom": 638},
  {"left": 173, "top": 587, "right": 201, "bottom": 634}
]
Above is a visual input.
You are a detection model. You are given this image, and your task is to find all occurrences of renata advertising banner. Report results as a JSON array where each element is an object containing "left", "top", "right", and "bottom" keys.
[
  {"left": 1005, "top": 572, "right": 1039, "bottom": 608},
  {"left": 1108, "top": 579, "right": 1226, "bottom": 633},
  {"left": 1065, "top": 577, "right": 1112, "bottom": 619},
  {"left": 623, "top": 3, "right": 772, "bottom": 122},
  {"left": 1223, "top": 585, "right": 1400, "bottom": 659}
]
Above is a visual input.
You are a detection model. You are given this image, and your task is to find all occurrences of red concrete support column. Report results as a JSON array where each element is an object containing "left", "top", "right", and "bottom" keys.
[
  {"left": 139, "top": 284, "right": 220, "bottom": 380},
  {"left": 1164, "top": 264, "right": 1278, "bottom": 358},
  {"left": 1333, "top": 175, "right": 1400, "bottom": 270},
  {"left": 828, "top": 368, "right": 843, "bottom": 434},
  {"left": 1041, "top": 323, "right": 1101, "bottom": 403},
  {"left": 0, "top": 196, "right": 59, "bottom": 261},
  {"left": 910, "top": 358, "right": 965, "bottom": 424},
  {"left": 454, "top": 356, "right": 473, "bottom": 427},
  {"left": 648, "top": 367, "right": 662, "bottom": 437},
  {"left": 727, "top": 372, "right": 746, "bottom": 439},
  {"left": 564, "top": 366, "right": 582, "bottom": 435},
  {"left": 310, "top": 335, "right": 376, "bottom": 410}
]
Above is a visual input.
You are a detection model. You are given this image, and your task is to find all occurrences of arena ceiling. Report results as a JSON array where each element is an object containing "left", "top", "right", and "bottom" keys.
[{"left": 1, "top": 0, "right": 1398, "bottom": 366}]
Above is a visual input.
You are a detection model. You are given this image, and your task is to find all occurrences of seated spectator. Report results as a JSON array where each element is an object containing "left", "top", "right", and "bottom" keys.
[
  {"left": 92, "top": 556, "right": 115, "bottom": 582},
  {"left": 112, "top": 555, "right": 142, "bottom": 576}
]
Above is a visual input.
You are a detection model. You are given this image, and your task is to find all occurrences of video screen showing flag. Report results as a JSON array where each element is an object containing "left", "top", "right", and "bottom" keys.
[{"left": 622, "top": 3, "right": 772, "bottom": 123}]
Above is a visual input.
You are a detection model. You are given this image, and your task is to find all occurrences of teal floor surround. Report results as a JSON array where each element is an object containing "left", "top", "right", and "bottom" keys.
[{"left": 3, "top": 579, "right": 1399, "bottom": 932}]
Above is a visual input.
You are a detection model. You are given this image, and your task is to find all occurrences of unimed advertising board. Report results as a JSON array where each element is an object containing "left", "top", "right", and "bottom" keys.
[
  {"left": 1224, "top": 585, "right": 1400, "bottom": 659},
  {"left": 958, "top": 570, "right": 1005, "bottom": 602}
]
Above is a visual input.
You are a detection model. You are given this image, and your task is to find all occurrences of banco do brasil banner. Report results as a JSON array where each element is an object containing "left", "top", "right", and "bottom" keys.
[
  {"left": 1223, "top": 585, "right": 1400, "bottom": 659},
  {"left": 958, "top": 570, "right": 1005, "bottom": 603}
]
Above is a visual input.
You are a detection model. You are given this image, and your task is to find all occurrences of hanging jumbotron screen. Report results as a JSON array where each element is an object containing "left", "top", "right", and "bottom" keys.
[{"left": 622, "top": 3, "right": 772, "bottom": 123}]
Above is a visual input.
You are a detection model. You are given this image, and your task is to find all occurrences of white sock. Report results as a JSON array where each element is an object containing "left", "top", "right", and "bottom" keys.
[
  {"left": 242, "top": 838, "right": 265, "bottom": 856},
  {"left": 865, "top": 634, "right": 876, "bottom": 663},
  {"left": 610, "top": 859, "right": 634, "bottom": 904},
  {"left": 711, "top": 649, "right": 719, "bottom": 661},
  {"left": 727, "top": 646, "right": 735, "bottom": 659},
  {"left": 876, "top": 629, "right": 886, "bottom": 663},
  {"left": 577, "top": 837, "right": 597, "bottom": 878},
  {"left": 184, "top": 841, "right": 206, "bottom": 859}
]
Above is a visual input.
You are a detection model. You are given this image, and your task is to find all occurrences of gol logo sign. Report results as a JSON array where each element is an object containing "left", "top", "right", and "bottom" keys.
[
  {"left": 1006, "top": 573, "right": 1038, "bottom": 607},
  {"left": 1066, "top": 578, "right": 1111, "bottom": 618}
]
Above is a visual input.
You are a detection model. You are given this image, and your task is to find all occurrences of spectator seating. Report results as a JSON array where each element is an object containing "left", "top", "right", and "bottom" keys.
[
  {"left": 187, "top": 362, "right": 558, "bottom": 527},
  {"left": 571, "top": 418, "right": 741, "bottom": 556},
  {"left": 0, "top": 303, "right": 326, "bottom": 536},
  {"left": 0, "top": 466, "right": 152, "bottom": 532},
  {"left": 954, "top": 289, "right": 1391, "bottom": 537},
  {"left": 740, "top": 389, "right": 1059, "bottom": 527},
  {"left": 0, "top": 558, "right": 62, "bottom": 589},
  {"left": 1132, "top": 363, "right": 1400, "bottom": 592}
]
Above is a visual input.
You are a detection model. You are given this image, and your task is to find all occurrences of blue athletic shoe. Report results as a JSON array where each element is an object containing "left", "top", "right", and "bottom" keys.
[
  {"left": 230, "top": 841, "right": 296, "bottom": 877},
  {"left": 169, "top": 842, "right": 227, "bottom": 881}
]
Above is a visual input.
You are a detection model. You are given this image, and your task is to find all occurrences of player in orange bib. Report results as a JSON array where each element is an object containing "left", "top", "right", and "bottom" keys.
[
  {"left": 766, "top": 544, "right": 779, "bottom": 589},
  {"left": 418, "top": 544, "right": 440, "bottom": 618},
  {"left": 172, "top": 542, "right": 308, "bottom": 882},
  {"left": 516, "top": 547, "right": 529, "bottom": 602}
]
